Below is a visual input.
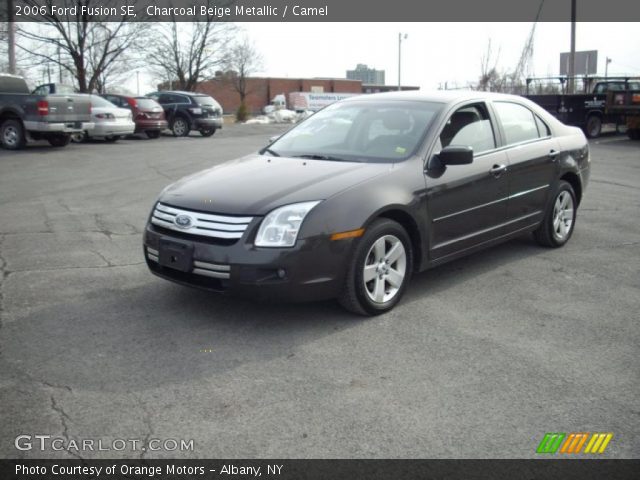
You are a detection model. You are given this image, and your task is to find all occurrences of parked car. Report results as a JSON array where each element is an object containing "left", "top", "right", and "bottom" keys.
[
  {"left": 72, "top": 95, "right": 135, "bottom": 143},
  {"left": 143, "top": 91, "right": 590, "bottom": 315},
  {"left": 0, "top": 74, "right": 93, "bottom": 149},
  {"left": 146, "top": 91, "right": 223, "bottom": 137},
  {"left": 101, "top": 94, "right": 168, "bottom": 139}
]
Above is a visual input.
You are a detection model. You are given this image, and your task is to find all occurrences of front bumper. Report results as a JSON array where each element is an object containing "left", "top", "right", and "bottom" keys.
[
  {"left": 24, "top": 120, "right": 95, "bottom": 134},
  {"left": 193, "top": 117, "right": 223, "bottom": 129},
  {"left": 90, "top": 121, "right": 136, "bottom": 137},
  {"left": 143, "top": 223, "right": 353, "bottom": 302}
]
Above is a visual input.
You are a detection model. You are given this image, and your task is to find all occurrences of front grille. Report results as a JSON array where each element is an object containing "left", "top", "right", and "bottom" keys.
[
  {"left": 151, "top": 202, "right": 253, "bottom": 240},
  {"left": 146, "top": 247, "right": 230, "bottom": 280}
]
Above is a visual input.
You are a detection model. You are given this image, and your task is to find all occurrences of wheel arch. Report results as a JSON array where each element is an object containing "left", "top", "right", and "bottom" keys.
[
  {"left": 371, "top": 208, "right": 423, "bottom": 271},
  {"left": 559, "top": 171, "right": 582, "bottom": 206}
]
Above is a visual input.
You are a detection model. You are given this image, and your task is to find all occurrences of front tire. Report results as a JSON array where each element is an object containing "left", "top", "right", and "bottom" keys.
[
  {"left": 104, "top": 135, "right": 120, "bottom": 143},
  {"left": 0, "top": 119, "right": 26, "bottom": 150},
  {"left": 146, "top": 130, "right": 161, "bottom": 139},
  {"left": 533, "top": 180, "right": 577, "bottom": 248},
  {"left": 339, "top": 219, "right": 413, "bottom": 316}
]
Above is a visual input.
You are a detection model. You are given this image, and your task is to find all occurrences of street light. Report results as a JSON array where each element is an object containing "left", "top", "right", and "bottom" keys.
[
  {"left": 398, "top": 33, "right": 408, "bottom": 91},
  {"left": 605, "top": 57, "right": 612, "bottom": 79}
]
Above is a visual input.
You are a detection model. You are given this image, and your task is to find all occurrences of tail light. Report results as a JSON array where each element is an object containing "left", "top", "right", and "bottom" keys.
[
  {"left": 126, "top": 97, "right": 138, "bottom": 108},
  {"left": 37, "top": 100, "right": 49, "bottom": 116}
]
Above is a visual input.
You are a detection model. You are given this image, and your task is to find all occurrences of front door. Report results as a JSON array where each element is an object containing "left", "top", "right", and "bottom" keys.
[{"left": 425, "top": 103, "right": 510, "bottom": 260}]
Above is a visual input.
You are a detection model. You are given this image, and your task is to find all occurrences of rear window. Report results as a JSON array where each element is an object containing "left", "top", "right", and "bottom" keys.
[
  {"left": 135, "top": 98, "right": 161, "bottom": 109},
  {"left": 91, "top": 96, "right": 117, "bottom": 108},
  {"left": 193, "top": 95, "right": 220, "bottom": 107}
]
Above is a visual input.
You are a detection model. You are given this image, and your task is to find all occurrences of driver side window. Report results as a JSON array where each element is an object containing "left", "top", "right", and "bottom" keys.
[{"left": 439, "top": 104, "right": 496, "bottom": 155}]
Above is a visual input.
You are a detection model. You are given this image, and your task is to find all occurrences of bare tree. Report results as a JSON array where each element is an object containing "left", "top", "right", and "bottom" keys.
[
  {"left": 478, "top": 39, "right": 506, "bottom": 92},
  {"left": 16, "top": 1, "right": 149, "bottom": 92},
  {"left": 146, "top": 3, "right": 236, "bottom": 92},
  {"left": 223, "top": 37, "right": 262, "bottom": 120}
]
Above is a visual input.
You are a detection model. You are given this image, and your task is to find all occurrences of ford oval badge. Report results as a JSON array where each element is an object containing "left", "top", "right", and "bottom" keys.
[{"left": 174, "top": 214, "right": 193, "bottom": 228}]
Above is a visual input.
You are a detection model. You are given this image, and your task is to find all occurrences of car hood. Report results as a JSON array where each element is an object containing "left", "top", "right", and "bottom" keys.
[{"left": 159, "top": 154, "right": 393, "bottom": 215}]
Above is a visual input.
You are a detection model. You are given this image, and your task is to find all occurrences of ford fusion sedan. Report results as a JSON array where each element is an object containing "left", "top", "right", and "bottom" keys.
[{"left": 144, "top": 91, "right": 590, "bottom": 315}]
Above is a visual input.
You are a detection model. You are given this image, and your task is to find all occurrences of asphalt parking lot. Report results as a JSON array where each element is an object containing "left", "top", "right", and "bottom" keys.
[{"left": 0, "top": 127, "right": 638, "bottom": 459}]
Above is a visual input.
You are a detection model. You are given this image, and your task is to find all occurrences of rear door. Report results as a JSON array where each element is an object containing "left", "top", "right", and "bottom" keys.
[
  {"left": 491, "top": 101, "right": 559, "bottom": 228},
  {"left": 426, "top": 102, "right": 510, "bottom": 260}
]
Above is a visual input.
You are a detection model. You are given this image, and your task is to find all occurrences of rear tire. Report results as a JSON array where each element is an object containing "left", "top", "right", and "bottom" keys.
[
  {"left": 0, "top": 119, "right": 26, "bottom": 150},
  {"left": 146, "top": 130, "right": 161, "bottom": 139},
  {"left": 339, "top": 219, "right": 413, "bottom": 316},
  {"left": 104, "top": 135, "right": 120, "bottom": 143},
  {"left": 585, "top": 114, "right": 602, "bottom": 138},
  {"left": 628, "top": 129, "right": 640, "bottom": 140},
  {"left": 47, "top": 134, "right": 71, "bottom": 147},
  {"left": 533, "top": 180, "right": 577, "bottom": 248},
  {"left": 199, "top": 128, "right": 216, "bottom": 137},
  {"left": 71, "top": 131, "right": 86, "bottom": 143},
  {"left": 171, "top": 117, "right": 190, "bottom": 137}
]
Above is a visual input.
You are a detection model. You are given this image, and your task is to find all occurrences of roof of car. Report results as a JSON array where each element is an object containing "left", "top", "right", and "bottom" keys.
[
  {"left": 344, "top": 90, "right": 533, "bottom": 105},
  {"left": 153, "top": 90, "right": 208, "bottom": 96}
]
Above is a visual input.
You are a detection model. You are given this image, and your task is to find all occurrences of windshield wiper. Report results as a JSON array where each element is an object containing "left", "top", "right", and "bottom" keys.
[
  {"left": 260, "top": 147, "right": 280, "bottom": 157},
  {"left": 293, "top": 154, "right": 353, "bottom": 162}
]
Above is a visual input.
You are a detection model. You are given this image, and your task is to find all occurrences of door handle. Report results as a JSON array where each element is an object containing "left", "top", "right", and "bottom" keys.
[
  {"left": 490, "top": 164, "right": 507, "bottom": 176},
  {"left": 548, "top": 149, "right": 559, "bottom": 160}
]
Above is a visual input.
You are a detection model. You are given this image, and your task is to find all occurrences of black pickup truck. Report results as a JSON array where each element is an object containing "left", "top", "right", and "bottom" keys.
[
  {"left": 0, "top": 74, "right": 93, "bottom": 149},
  {"left": 525, "top": 77, "right": 640, "bottom": 138}
]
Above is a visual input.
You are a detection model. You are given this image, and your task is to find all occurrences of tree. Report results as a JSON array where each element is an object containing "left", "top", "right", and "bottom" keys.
[
  {"left": 16, "top": 1, "right": 149, "bottom": 92},
  {"left": 478, "top": 39, "right": 507, "bottom": 92},
  {"left": 224, "top": 37, "right": 263, "bottom": 121},
  {"left": 146, "top": 2, "right": 236, "bottom": 92}
]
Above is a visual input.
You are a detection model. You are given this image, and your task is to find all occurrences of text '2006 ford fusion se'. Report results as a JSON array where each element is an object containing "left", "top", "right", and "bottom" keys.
[{"left": 143, "top": 91, "right": 590, "bottom": 315}]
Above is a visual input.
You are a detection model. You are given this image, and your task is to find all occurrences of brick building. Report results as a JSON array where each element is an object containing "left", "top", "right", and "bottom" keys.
[{"left": 195, "top": 74, "right": 364, "bottom": 114}]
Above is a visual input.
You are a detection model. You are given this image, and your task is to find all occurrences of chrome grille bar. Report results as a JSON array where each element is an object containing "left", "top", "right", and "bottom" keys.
[{"left": 151, "top": 202, "right": 253, "bottom": 239}]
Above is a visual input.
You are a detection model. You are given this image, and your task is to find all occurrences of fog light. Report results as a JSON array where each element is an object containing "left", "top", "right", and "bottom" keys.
[{"left": 277, "top": 268, "right": 286, "bottom": 279}]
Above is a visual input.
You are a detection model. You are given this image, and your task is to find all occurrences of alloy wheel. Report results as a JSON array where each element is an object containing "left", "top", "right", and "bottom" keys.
[
  {"left": 3, "top": 125, "right": 19, "bottom": 147},
  {"left": 552, "top": 191, "right": 574, "bottom": 241},
  {"left": 363, "top": 235, "right": 407, "bottom": 304}
]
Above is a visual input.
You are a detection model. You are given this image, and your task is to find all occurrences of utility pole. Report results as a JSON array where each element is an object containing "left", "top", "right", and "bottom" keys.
[
  {"left": 567, "top": 0, "right": 576, "bottom": 94},
  {"left": 398, "top": 33, "right": 407, "bottom": 91},
  {"left": 136, "top": 71, "right": 140, "bottom": 95},
  {"left": 7, "top": 0, "right": 16, "bottom": 74}
]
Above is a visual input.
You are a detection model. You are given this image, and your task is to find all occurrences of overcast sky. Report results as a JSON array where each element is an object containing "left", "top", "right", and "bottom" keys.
[
  {"left": 242, "top": 22, "right": 640, "bottom": 87},
  {"left": 130, "top": 22, "right": 639, "bottom": 94}
]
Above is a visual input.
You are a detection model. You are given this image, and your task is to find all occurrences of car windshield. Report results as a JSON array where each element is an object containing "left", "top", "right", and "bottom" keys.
[
  {"left": 91, "top": 96, "right": 117, "bottom": 108},
  {"left": 193, "top": 95, "right": 219, "bottom": 107},
  {"left": 266, "top": 100, "right": 442, "bottom": 162}
]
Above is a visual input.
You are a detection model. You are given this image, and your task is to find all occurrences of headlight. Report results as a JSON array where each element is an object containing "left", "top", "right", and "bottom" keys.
[
  {"left": 255, "top": 201, "right": 321, "bottom": 247},
  {"left": 189, "top": 107, "right": 203, "bottom": 115}
]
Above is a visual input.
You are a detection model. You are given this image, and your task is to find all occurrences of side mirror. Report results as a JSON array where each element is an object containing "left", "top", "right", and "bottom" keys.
[{"left": 438, "top": 145, "right": 473, "bottom": 166}]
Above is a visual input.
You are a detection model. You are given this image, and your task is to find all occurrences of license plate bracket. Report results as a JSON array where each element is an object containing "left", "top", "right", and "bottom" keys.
[{"left": 158, "top": 238, "right": 194, "bottom": 272}]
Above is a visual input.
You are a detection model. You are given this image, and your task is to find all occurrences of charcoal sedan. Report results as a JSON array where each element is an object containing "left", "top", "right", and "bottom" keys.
[{"left": 144, "top": 91, "right": 590, "bottom": 315}]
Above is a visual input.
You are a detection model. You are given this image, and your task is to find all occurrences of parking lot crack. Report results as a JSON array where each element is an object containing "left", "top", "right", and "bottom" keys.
[
  {"left": 50, "top": 394, "right": 83, "bottom": 460},
  {"left": 89, "top": 249, "right": 113, "bottom": 267},
  {"left": 146, "top": 163, "right": 173, "bottom": 181},
  {"left": 138, "top": 401, "right": 155, "bottom": 460},
  {"left": 0, "top": 234, "right": 6, "bottom": 334}
]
